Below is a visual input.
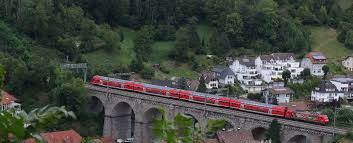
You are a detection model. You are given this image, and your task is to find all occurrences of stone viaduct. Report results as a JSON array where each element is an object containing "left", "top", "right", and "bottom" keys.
[{"left": 85, "top": 84, "right": 347, "bottom": 143}]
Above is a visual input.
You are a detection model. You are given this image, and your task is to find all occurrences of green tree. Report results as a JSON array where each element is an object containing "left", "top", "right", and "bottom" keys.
[
  {"left": 282, "top": 69, "right": 291, "bottom": 87},
  {"left": 130, "top": 57, "right": 144, "bottom": 72},
  {"left": 300, "top": 68, "right": 311, "bottom": 80},
  {"left": 197, "top": 76, "right": 207, "bottom": 93},
  {"left": 152, "top": 112, "right": 196, "bottom": 143},
  {"left": 345, "top": 30, "right": 353, "bottom": 49},
  {"left": 206, "top": 120, "right": 225, "bottom": 138},
  {"left": 141, "top": 66, "right": 155, "bottom": 79},
  {"left": 322, "top": 65, "right": 330, "bottom": 79},
  {"left": 171, "top": 25, "right": 200, "bottom": 62},
  {"left": 0, "top": 64, "right": 5, "bottom": 89},
  {"left": 51, "top": 78, "right": 86, "bottom": 115},
  {"left": 0, "top": 106, "right": 75, "bottom": 142},
  {"left": 134, "top": 25, "right": 155, "bottom": 61},
  {"left": 224, "top": 12, "right": 244, "bottom": 46},
  {"left": 265, "top": 119, "right": 281, "bottom": 143},
  {"left": 337, "top": 130, "right": 353, "bottom": 143},
  {"left": 209, "top": 31, "right": 231, "bottom": 56}
]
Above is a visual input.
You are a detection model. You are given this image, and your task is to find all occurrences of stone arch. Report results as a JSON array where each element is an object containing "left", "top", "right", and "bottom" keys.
[
  {"left": 287, "top": 135, "right": 313, "bottom": 143},
  {"left": 142, "top": 107, "right": 164, "bottom": 143},
  {"left": 183, "top": 113, "right": 200, "bottom": 128},
  {"left": 111, "top": 101, "right": 136, "bottom": 140},
  {"left": 206, "top": 117, "right": 236, "bottom": 131},
  {"left": 87, "top": 96, "right": 105, "bottom": 114},
  {"left": 86, "top": 96, "right": 105, "bottom": 136},
  {"left": 251, "top": 127, "right": 267, "bottom": 141}
]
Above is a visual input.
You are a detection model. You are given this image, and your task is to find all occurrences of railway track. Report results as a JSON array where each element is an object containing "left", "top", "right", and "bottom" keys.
[{"left": 85, "top": 84, "right": 348, "bottom": 135}]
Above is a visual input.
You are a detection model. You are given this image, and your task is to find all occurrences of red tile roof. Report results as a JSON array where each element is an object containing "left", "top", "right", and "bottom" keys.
[
  {"left": 305, "top": 52, "right": 327, "bottom": 64},
  {"left": 217, "top": 131, "right": 261, "bottom": 143},
  {"left": 100, "top": 136, "right": 113, "bottom": 143},
  {"left": 1, "top": 90, "right": 17, "bottom": 105},
  {"left": 279, "top": 102, "right": 310, "bottom": 111},
  {"left": 24, "top": 129, "right": 81, "bottom": 143}
]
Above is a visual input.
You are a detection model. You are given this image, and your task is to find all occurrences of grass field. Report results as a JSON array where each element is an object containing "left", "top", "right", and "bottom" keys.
[
  {"left": 83, "top": 24, "right": 214, "bottom": 79},
  {"left": 310, "top": 26, "right": 352, "bottom": 62},
  {"left": 83, "top": 27, "right": 136, "bottom": 69},
  {"left": 148, "top": 41, "right": 175, "bottom": 63},
  {"left": 309, "top": 26, "right": 353, "bottom": 75}
]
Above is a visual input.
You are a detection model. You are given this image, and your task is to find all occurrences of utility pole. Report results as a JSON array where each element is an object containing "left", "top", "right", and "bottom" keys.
[{"left": 333, "top": 105, "right": 337, "bottom": 138}]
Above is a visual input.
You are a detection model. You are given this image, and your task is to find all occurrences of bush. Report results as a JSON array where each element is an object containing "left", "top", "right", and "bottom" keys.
[
  {"left": 247, "top": 93, "right": 263, "bottom": 101},
  {"left": 141, "top": 66, "right": 155, "bottom": 79},
  {"left": 159, "top": 63, "right": 170, "bottom": 74}
]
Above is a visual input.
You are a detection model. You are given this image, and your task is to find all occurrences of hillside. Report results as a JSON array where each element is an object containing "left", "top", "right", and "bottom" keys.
[
  {"left": 309, "top": 26, "right": 353, "bottom": 75},
  {"left": 83, "top": 24, "right": 215, "bottom": 79}
]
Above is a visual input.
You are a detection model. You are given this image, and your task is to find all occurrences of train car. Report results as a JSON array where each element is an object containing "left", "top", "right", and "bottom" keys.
[
  {"left": 144, "top": 84, "right": 164, "bottom": 94},
  {"left": 168, "top": 89, "right": 180, "bottom": 98},
  {"left": 238, "top": 99, "right": 271, "bottom": 114},
  {"left": 291, "top": 112, "right": 329, "bottom": 124},
  {"left": 218, "top": 98, "right": 231, "bottom": 107},
  {"left": 179, "top": 91, "right": 191, "bottom": 100},
  {"left": 90, "top": 75, "right": 102, "bottom": 85},
  {"left": 190, "top": 92, "right": 217, "bottom": 104},
  {"left": 89, "top": 75, "right": 330, "bottom": 125}
]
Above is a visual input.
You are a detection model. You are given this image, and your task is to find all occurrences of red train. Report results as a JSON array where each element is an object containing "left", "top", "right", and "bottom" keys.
[{"left": 90, "top": 75, "right": 329, "bottom": 125}]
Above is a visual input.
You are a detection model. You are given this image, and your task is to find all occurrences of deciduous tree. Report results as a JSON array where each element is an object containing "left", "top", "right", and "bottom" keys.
[
  {"left": 265, "top": 119, "right": 281, "bottom": 143},
  {"left": 282, "top": 69, "right": 291, "bottom": 87},
  {"left": 322, "top": 65, "right": 330, "bottom": 79}
]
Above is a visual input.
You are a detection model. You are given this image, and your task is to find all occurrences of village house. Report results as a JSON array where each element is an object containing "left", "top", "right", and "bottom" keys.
[
  {"left": 263, "top": 87, "right": 294, "bottom": 104},
  {"left": 229, "top": 57, "right": 264, "bottom": 93},
  {"left": 301, "top": 52, "right": 327, "bottom": 76},
  {"left": 342, "top": 55, "right": 353, "bottom": 71},
  {"left": 1, "top": 90, "right": 21, "bottom": 111},
  {"left": 25, "top": 129, "right": 82, "bottom": 143},
  {"left": 201, "top": 71, "right": 219, "bottom": 89},
  {"left": 311, "top": 81, "right": 343, "bottom": 102},
  {"left": 255, "top": 53, "right": 303, "bottom": 83},
  {"left": 212, "top": 65, "right": 235, "bottom": 86},
  {"left": 330, "top": 76, "right": 353, "bottom": 100}
]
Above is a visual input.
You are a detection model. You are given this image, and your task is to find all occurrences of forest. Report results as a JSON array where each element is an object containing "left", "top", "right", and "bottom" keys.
[{"left": 0, "top": 0, "right": 352, "bottom": 137}]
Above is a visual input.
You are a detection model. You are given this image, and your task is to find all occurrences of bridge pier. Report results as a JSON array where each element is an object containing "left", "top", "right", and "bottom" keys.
[
  {"left": 103, "top": 115, "right": 113, "bottom": 137},
  {"left": 134, "top": 121, "right": 143, "bottom": 143}
]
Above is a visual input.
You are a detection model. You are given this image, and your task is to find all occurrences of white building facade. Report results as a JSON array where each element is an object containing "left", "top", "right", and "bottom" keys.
[
  {"left": 330, "top": 77, "right": 353, "bottom": 100},
  {"left": 1, "top": 91, "right": 21, "bottom": 111},
  {"left": 342, "top": 56, "right": 353, "bottom": 71},
  {"left": 301, "top": 52, "right": 327, "bottom": 76},
  {"left": 311, "top": 81, "right": 343, "bottom": 102},
  {"left": 201, "top": 71, "right": 219, "bottom": 89},
  {"left": 212, "top": 65, "right": 235, "bottom": 86},
  {"left": 255, "top": 53, "right": 304, "bottom": 83},
  {"left": 263, "top": 87, "right": 293, "bottom": 104},
  {"left": 230, "top": 58, "right": 264, "bottom": 93}
]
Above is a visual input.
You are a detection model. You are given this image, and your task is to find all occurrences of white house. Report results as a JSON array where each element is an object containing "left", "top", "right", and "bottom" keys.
[
  {"left": 301, "top": 52, "right": 327, "bottom": 76},
  {"left": 255, "top": 53, "right": 303, "bottom": 83},
  {"left": 342, "top": 55, "right": 353, "bottom": 71},
  {"left": 229, "top": 58, "right": 264, "bottom": 93},
  {"left": 212, "top": 65, "right": 235, "bottom": 86},
  {"left": 201, "top": 71, "right": 219, "bottom": 89},
  {"left": 311, "top": 81, "right": 343, "bottom": 102},
  {"left": 1, "top": 90, "right": 21, "bottom": 111},
  {"left": 330, "top": 77, "right": 353, "bottom": 100},
  {"left": 263, "top": 87, "right": 294, "bottom": 104}
]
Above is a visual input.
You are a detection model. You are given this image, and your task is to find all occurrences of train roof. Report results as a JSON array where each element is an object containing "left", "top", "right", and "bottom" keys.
[
  {"left": 143, "top": 83, "right": 173, "bottom": 90},
  {"left": 238, "top": 99, "right": 277, "bottom": 108},
  {"left": 96, "top": 75, "right": 281, "bottom": 109}
]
